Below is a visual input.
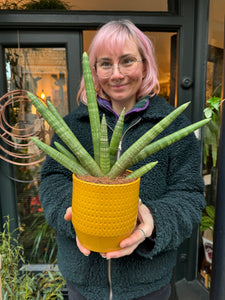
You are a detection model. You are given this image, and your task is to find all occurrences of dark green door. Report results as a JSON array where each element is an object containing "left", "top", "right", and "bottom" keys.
[{"left": 0, "top": 0, "right": 209, "bottom": 282}]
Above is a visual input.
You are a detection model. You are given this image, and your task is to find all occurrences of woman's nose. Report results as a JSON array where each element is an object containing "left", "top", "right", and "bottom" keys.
[{"left": 111, "top": 64, "right": 124, "bottom": 79}]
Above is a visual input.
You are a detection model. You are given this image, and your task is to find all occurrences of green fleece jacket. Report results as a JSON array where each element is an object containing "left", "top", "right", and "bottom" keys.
[{"left": 40, "top": 95, "right": 205, "bottom": 300}]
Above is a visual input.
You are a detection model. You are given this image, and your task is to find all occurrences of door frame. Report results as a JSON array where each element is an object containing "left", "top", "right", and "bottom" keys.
[
  {"left": 0, "top": 30, "right": 82, "bottom": 111},
  {"left": 0, "top": 0, "right": 209, "bottom": 283}
]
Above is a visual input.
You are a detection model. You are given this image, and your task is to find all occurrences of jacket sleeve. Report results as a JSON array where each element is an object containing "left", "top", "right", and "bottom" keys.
[
  {"left": 39, "top": 131, "right": 76, "bottom": 240},
  {"left": 136, "top": 117, "right": 206, "bottom": 258}
]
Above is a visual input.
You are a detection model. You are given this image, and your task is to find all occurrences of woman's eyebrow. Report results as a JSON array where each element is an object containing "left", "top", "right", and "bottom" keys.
[
  {"left": 97, "top": 57, "right": 112, "bottom": 61},
  {"left": 98, "top": 54, "right": 134, "bottom": 61}
]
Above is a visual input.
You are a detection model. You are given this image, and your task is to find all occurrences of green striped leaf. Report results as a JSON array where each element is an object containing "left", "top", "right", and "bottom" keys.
[
  {"left": 107, "top": 102, "right": 191, "bottom": 178},
  {"left": 131, "top": 118, "right": 210, "bottom": 166},
  {"left": 125, "top": 161, "right": 158, "bottom": 180},
  {"left": 54, "top": 141, "right": 79, "bottom": 162},
  {"left": 27, "top": 91, "right": 103, "bottom": 177},
  {"left": 109, "top": 108, "right": 125, "bottom": 167},
  {"left": 82, "top": 52, "right": 101, "bottom": 166},
  {"left": 47, "top": 100, "right": 70, "bottom": 131},
  {"left": 30, "top": 137, "right": 89, "bottom": 176},
  {"left": 100, "top": 114, "right": 110, "bottom": 175}
]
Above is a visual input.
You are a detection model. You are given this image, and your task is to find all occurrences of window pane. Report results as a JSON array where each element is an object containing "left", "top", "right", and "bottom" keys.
[
  {"left": 69, "top": 0, "right": 170, "bottom": 11},
  {"left": 4, "top": 47, "right": 68, "bottom": 263}
]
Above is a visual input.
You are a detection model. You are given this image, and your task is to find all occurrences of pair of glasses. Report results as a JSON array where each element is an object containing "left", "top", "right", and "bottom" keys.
[{"left": 95, "top": 56, "right": 144, "bottom": 79}]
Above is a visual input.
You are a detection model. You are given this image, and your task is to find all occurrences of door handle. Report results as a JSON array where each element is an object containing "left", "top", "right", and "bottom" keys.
[{"left": 181, "top": 76, "right": 193, "bottom": 89}]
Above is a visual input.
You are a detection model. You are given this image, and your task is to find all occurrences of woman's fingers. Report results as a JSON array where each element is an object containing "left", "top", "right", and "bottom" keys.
[
  {"left": 76, "top": 236, "right": 91, "bottom": 256},
  {"left": 64, "top": 206, "right": 72, "bottom": 221},
  {"left": 106, "top": 204, "right": 154, "bottom": 259}
]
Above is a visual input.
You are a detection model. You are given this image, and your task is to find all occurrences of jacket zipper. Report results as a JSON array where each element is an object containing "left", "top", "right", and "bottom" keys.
[
  {"left": 107, "top": 117, "right": 142, "bottom": 300},
  {"left": 108, "top": 259, "right": 113, "bottom": 300},
  {"left": 116, "top": 117, "right": 142, "bottom": 159}
]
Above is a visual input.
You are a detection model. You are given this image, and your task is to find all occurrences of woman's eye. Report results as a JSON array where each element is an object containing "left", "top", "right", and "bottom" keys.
[
  {"left": 98, "top": 61, "right": 112, "bottom": 69},
  {"left": 121, "top": 57, "right": 136, "bottom": 67}
]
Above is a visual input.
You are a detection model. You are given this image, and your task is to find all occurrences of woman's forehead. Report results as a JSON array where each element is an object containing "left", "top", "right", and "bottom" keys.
[{"left": 95, "top": 38, "right": 139, "bottom": 59}]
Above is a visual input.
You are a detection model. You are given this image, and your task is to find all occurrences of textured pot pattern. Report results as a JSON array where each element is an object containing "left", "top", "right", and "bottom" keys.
[{"left": 72, "top": 174, "right": 140, "bottom": 252}]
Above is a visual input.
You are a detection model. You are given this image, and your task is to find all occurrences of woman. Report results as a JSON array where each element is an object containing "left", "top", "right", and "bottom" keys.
[{"left": 40, "top": 20, "right": 205, "bottom": 300}]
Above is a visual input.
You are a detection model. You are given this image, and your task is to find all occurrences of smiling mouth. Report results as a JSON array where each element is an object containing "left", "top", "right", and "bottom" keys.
[{"left": 111, "top": 83, "right": 127, "bottom": 88}]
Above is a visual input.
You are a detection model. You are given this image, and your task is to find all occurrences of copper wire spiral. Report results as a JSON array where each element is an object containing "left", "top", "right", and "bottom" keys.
[{"left": 0, "top": 90, "right": 48, "bottom": 166}]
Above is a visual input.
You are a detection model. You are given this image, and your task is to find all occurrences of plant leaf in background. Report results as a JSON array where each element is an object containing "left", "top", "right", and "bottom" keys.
[
  {"left": 200, "top": 205, "right": 215, "bottom": 234},
  {"left": 203, "top": 95, "right": 221, "bottom": 167}
]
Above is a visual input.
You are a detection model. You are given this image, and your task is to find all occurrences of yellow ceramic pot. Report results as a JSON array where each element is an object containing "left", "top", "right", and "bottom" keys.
[{"left": 72, "top": 174, "right": 140, "bottom": 253}]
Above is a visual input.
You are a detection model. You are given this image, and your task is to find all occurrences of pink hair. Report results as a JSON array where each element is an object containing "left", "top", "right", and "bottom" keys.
[{"left": 77, "top": 20, "right": 159, "bottom": 104}]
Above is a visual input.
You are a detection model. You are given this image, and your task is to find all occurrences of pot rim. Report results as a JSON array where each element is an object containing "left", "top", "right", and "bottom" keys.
[{"left": 72, "top": 172, "right": 140, "bottom": 187}]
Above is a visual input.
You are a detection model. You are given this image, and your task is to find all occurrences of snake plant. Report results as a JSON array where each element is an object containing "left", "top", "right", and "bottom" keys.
[{"left": 28, "top": 52, "right": 210, "bottom": 180}]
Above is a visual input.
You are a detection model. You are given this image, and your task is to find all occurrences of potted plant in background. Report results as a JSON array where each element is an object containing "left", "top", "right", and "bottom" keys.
[
  {"left": 203, "top": 84, "right": 221, "bottom": 205},
  {"left": 28, "top": 52, "right": 210, "bottom": 253},
  {"left": 0, "top": 217, "right": 66, "bottom": 299},
  {"left": 199, "top": 83, "right": 222, "bottom": 289},
  {"left": 201, "top": 84, "right": 222, "bottom": 260}
]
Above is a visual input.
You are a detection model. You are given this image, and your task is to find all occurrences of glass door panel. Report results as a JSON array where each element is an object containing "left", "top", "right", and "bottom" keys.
[
  {"left": 4, "top": 47, "right": 68, "bottom": 263},
  {"left": 70, "top": 0, "right": 171, "bottom": 12}
]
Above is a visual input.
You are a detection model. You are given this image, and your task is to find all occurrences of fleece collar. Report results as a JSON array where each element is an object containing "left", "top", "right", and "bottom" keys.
[
  {"left": 97, "top": 96, "right": 150, "bottom": 122},
  {"left": 76, "top": 95, "right": 174, "bottom": 122}
]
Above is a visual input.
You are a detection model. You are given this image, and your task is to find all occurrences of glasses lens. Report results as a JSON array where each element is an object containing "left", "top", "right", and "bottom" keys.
[
  {"left": 119, "top": 56, "right": 138, "bottom": 75},
  {"left": 96, "top": 60, "right": 113, "bottom": 78}
]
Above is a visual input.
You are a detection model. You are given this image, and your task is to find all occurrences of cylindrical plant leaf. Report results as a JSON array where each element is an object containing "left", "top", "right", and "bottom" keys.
[
  {"left": 82, "top": 52, "right": 101, "bottom": 166},
  {"left": 27, "top": 91, "right": 103, "bottom": 177},
  {"left": 100, "top": 114, "right": 110, "bottom": 175},
  {"left": 30, "top": 137, "right": 89, "bottom": 176},
  {"left": 108, "top": 102, "right": 191, "bottom": 178},
  {"left": 109, "top": 108, "right": 125, "bottom": 167},
  {"left": 54, "top": 141, "right": 79, "bottom": 162},
  {"left": 131, "top": 118, "right": 210, "bottom": 166},
  {"left": 125, "top": 161, "right": 158, "bottom": 180},
  {"left": 47, "top": 100, "right": 71, "bottom": 132}
]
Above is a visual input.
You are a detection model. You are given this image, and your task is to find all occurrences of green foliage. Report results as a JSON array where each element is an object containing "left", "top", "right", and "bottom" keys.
[
  {"left": 109, "top": 108, "right": 125, "bottom": 167},
  {"left": 82, "top": 52, "right": 101, "bottom": 166},
  {"left": 21, "top": 213, "right": 57, "bottom": 263},
  {"left": 200, "top": 205, "right": 215, "bottom": 234},
  {"left": 28, "top": 52, "right": 210, "bottom": 180},
  {"left": 203, "top": 84, "right": 222, "bottom": 167},
  {"left": 100, "top": 115, "right": 110, "bottom": 175},
  {"left": 0, "top": 217, "right": 65, "bottom": 299}
]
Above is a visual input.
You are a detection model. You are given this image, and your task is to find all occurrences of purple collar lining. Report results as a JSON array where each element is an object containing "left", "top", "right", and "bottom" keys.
[{"left": 97, "top": 97, "right": 150, "bottom": 122}]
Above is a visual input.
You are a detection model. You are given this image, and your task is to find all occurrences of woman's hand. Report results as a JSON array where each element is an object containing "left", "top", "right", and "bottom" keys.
[
  {"left": 104, "top": 203, "right": 154, "bottom": 259},
  {"left": 64, "top": 206, "right": 72, "bottom": 221},
  {"left": 64, "top": 203, "right": 154, "bottom": 259},
  {"left": 64, "top": 207, "right": 91, "bottom": 256}
]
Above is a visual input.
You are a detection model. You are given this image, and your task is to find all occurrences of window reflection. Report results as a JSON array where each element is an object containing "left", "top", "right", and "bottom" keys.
[
  {"left": 69, "top": 0, "right": 169, "bottom": 11},
  {"left": 4, "top": 47, "right": 68, "bottom": 263}
]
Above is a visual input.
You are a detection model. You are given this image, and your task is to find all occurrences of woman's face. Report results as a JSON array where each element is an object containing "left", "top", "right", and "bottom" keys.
[{"left": 95, "top": 39, "right": 145, "bottom": 113}]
